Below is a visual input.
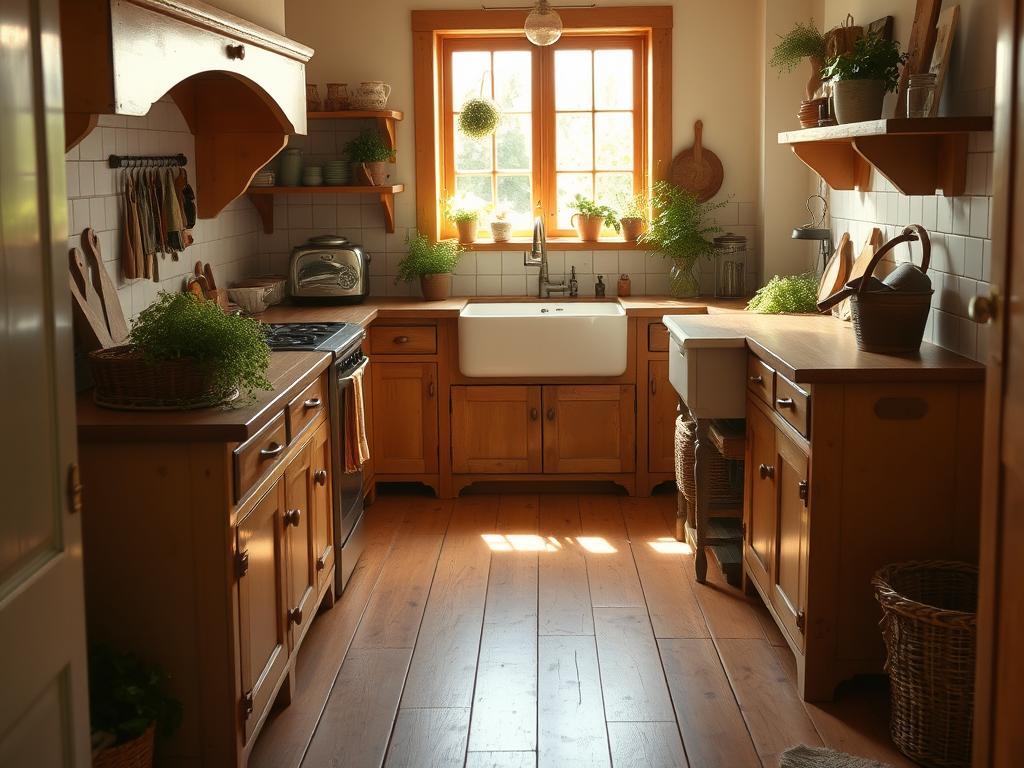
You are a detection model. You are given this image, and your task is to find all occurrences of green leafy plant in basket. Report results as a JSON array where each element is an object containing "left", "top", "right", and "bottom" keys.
[
  {"left": 343, "top": 130, "right": 395, "bottom": 163},
  {"left": 458, "top": 97, "right": 502, "bottom": 139},
  {"left": 746, "top": 274, "right": 819, "bottom": 314},
  {"left": 822, "top": 32, "right": 907, "bottom": 92},
  {"left": 129, "top": 291, "right": 271, "bottom": 402}
]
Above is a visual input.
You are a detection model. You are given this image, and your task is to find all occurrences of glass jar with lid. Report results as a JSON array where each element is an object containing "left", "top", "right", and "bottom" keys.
[
  {"left": 906, "top": 72, "right": 938, "bottom": 118},
  {"left": 713, "top": 232, "right": 748, "bottom": 298}
]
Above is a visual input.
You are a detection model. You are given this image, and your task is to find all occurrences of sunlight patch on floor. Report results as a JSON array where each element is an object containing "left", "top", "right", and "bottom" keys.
[{"left": 647, "top": 537, "right": 692, "bottom": 554}]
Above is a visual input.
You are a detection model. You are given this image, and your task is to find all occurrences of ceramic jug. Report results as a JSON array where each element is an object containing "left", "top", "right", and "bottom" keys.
[{"left": 353, "top": 81, "right": 391, "bottom": 110}]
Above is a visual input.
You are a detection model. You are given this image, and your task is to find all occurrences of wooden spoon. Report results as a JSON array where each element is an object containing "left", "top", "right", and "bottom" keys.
[{"left": 81, "top": 228, "right": 129, "bottom": 344}]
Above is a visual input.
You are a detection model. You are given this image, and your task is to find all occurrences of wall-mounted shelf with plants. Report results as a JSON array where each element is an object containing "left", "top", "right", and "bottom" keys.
[
  {"left": 778, "top": 116, "right": 993, "bottom": 196},
  {"left": 247, "top": 185, "right": 404, "bottom": 234}
]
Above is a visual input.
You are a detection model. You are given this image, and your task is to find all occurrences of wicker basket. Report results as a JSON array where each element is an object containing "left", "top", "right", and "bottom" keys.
[
  {"left": 674, "top": 415, "right": 743, "bottom": 507},
  {"left": 89, "top": 346, "right": 223, "bottom": 410},
  {"left": 93, "top": 725, "right": 155, "bottom": 768},
  {"left": 872, "top": 560, "right": 978, "bottom": 768},
  {"left": 850, "top": 224, "right": 933, "bottom": 354}
]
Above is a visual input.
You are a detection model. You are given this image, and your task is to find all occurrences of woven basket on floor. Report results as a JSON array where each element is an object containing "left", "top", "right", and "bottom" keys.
[
  {"left": 89, "top": 346, "right": 224, "bottom": 409},
  {"left": 872, "top": 560, "right": 978, "bottom": 768},
  {"left": 93, "top": 725, "right": 155, "bottom": 768},
  {"left": 674, "top": 415, "right": 743, "bottom": 506}
]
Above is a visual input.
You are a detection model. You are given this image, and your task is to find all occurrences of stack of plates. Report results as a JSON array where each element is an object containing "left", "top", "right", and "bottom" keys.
[
  {"left": 302, "top": 165, "right": 323, "bottom": 187},
  {"left": 324, "top": 159, "right": 351, "bottom": 186},
  {"left": 251, "top": 170, "right": 276, "bottom": 187}
]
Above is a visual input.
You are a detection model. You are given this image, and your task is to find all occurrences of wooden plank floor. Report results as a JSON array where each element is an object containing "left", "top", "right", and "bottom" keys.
[{"left": 252, "top": 491, "right": 916, "bottom": 768}]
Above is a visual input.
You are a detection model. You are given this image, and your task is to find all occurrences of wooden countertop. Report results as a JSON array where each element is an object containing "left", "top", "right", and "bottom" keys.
[
  {"left": 662, "top": 313, "right": 985, "bottom": 384},
  {"left": 77, "top": 350, "right": 332, "bottom": 443}
]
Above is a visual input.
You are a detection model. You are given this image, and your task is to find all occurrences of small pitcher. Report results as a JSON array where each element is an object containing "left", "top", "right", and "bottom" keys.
[{"left": 354, "top": 81, "right": 391, "bottom": 110}]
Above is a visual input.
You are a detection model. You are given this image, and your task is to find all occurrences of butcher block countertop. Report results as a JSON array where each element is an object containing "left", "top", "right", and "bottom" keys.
[{"left": 662, "top": 313, "right": 985, "bottom": 384}]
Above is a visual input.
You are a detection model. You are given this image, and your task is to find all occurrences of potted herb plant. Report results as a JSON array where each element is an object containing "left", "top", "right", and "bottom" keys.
[
  {"left": 445, "top": 195, "right": 482, "bottom": 244},
  {"left": 397, "top": 234, "right": 464, "bottom": 300},
  {"left": 823, "top": 32, "right": 907, "bottom": 124},
  {"left": 617, "top": 191, "right": 649, "bottom": 242},
  {"left": 639, "top": 181, "right": 726, "bottom": 298},
  {"left": 769, "top": 20, "right": 827, "bottom": 101},
  {"left": 89, "top": 645, "right": 183, "bottom": 768},
  {"left": 489, "top": 206, "right": 512, "bottom": 243},
  {"left": 344, "top": 130, "right": 394, "bottom": 185},
  {"left": 569, "top": 194, "right": 620, "bottom": 242}
]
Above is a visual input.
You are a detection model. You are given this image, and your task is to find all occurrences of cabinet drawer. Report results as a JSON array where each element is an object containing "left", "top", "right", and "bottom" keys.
[
  {"left": 234, "top": 411, "right": 287, "bottom": 502},
  {"left": 370, "top": 325, "right": 437, "bottom": 354},
  {"left": 648, "top": 323, "right": 669, "bottom": 352},
  {"left": 746, "top": 355, "right": 775, "bottom": 406},
  {"left": 774, "top": 374, "right": 811, "bottom": 438},
  {"left": 288, "top": 373, "right": 327, "bottom": 441}
]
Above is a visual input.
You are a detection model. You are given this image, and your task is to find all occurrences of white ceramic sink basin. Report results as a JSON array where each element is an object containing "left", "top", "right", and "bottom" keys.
[{"left": 459, "top": 302, "right": 628, "bottom": 377}]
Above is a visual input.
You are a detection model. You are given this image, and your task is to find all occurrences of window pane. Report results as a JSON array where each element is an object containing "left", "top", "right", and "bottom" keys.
[
  {"left": 454, "top": 176, "right": 493, "bottom": 214},
  {"left": 494, "top": 51, "right": 531, "bottom": 111},
  {"left": 496, "top": 114, "right": 531, "bottom": 171},
  {"left": 594, "top": 112, "right": 633, "bottom": 170},
  {"left": 556, "top": 113, "right": 592, "bottom": 171},
  {"left": 594, "top": 49, "right": 633, "bottom": 109},
  {"left": 554, "top": 49, "right": 592, "bottom": 110},
  {"left": 496, "top": 175, "right": 532, "bottom": 228},
  {"left": 556, "top": 172, "right": 593, "bottom": 229},
  {"left": 454, "top": 116, "right": 492, "bottom": 171},
  {"left": 452, "top": 51, "right": 492, "bottom": 107},
  {"left": 595, "top": 172, "right": 632, "bottom": 211}
]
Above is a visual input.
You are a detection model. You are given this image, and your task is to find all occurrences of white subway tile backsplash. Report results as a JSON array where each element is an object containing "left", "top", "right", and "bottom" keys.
[
  {"left": 476, "top": 275, "right": 501, "bottom": 295},
  {"left": 593, "top": 251, "right": 618, "bottom": 275},
  {"left": 618, "top": 250, "right": 646, "bottom": 275},
  {"left": 501, "top": 275, "right": 526, "bottom": 295},
  {"left": 501, "top": 251, "right": 526, "bottom": 275}
]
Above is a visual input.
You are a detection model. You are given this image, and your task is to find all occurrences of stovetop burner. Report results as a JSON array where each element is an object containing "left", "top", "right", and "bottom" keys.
[{"left": 264, "top": 321, "right": 364, "bottom": 354}]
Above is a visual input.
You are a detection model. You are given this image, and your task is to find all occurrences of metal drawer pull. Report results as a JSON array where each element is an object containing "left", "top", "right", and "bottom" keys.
[
  {"left": 303, "top": 397, "right": 322, "bottom": 409},
  {"left": 758, "top": 463, "right": 775, "bottom": 480},
  {"left": 288, "top": 607, "right": 303, "bottom": 626},
  {"left": 530, "top": 407, "right": 539, "bottom": 421},
  {"left": 259, "top": 442, "right": 284, "bottom": 458},
  {"left": 284, "top": 508, "right": 302, "bottom": 527},
  {"left": 749, "top": 375, "right": 763, "bottom": 384},
  {"left": 394, "top": 335, "right": 410, "bottom": 344},
  {"left": 314, "top": 469, "right": 328, "bottom": 485},
  {"left": 650, "top": 379, "right": 657, "bottom": 395},
  {"left": 776, "top": 397, "right": 795, "bottom": 409},
  {"left": 546, "top": 408, "right": 555, "bottom": 421},
  {"left": 428, "top": 381, "right": 435, "bottom": 397},
  {"left": 226, "top": 44, "right": 246, "bottom": 60}
]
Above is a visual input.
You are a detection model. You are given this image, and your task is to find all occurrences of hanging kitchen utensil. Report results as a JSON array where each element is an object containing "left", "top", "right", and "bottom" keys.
[
  {"left": 123, "top": 170, "right": 145, "bottom": 280},
  {"left": 81, "top": 228, "right": 129, "bottom": 344},
  {"left": 816, "top": 232, "right": 852, "bottom": 311},
  {"left": 162, "top": 167, "right": 184, "bottom": 257},
  {"left": 177, "top": 167, "right": 197, "bottom": 228},
  {"left": 837, "top": 228, "right": 885, "bottom": 321},
  {"left": 669, "top": 120, "right": 724, "bottom": 202},
  {"left": 69, "top": 246, "right": 105, "bottom": 321}
]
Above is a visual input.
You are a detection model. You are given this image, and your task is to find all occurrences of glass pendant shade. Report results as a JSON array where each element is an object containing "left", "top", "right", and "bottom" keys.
[{"left": 525, "top": 1, "right": 562, "bottom": 46}]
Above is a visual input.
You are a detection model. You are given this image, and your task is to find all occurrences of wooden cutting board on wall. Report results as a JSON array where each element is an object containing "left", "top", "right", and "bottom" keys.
[
  {"left": 895, "top": 0, "right": 943, "bottom": 116},
  {"left": 669, "top": 120, "right": 724, "bottom": 202}
]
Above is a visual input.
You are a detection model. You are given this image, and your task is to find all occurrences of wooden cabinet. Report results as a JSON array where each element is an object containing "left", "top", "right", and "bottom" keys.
[
  {"left": 309, "top": 420, "right": 334, "bottom": 593},
  {"left": 371, "top": 362, "right": 439, "bottom": 475},
  {"left": 772, "top": 429, "right": 809, "bottom": 649},
  {"left": 236, "top": 482, "right": 289, "bottom": 744},
  {"left": 542, "top": 385, "right": 635, "bottom": 474},
  {"left": 282, "top": 443, "right": 315, "bottom": 651},
  {"left": 451, "top": 386, "right": 542, "bottom": 473},
  {"left": 744, "top": 399, "right": 775, "bottom": 594},
  {"left": 647, "top": 360, "right": 678, "bottom": 474}
]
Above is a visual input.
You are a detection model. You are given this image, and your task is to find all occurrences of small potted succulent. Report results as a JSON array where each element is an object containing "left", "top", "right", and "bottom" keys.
[
  {"left": 823, "top": 32, "right": 907, "bottom": 124},
  {"left": 89, "top": 644, "right": 183, "bottom": 768},
  {"left": 769, "top": 20, "right": 828, "bottom": 101},
  {"left": 397, "top": 234, "right": 464, "bottom": 301},
  {"left": 568, "top": 194, "right": 620, "bottom": 242},
  {"left": 617, "top": 191, "right": 649, "bottom": 242},
  {"left": 489, "top": 206, "right": 512, "bottom": 243},
  {"left": 344, "top": 130, "right": 394, "bottom": 185},
  {"left": 458, "top": 96, "right": 502, "bottom": 139},
  {"left": 445, "top": 195, "right": 482, "bottom": 244}
]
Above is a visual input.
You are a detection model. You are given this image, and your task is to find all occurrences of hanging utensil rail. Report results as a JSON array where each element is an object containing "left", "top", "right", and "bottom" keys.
[{"left": 108, "top": 153, "right": 188, "bottom": 169}]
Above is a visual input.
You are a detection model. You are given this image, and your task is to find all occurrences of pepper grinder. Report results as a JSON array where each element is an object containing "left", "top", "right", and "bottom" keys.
[
  {"left": 617, "top": 273, "right": 631, "bottom": 297},
  {"left": 595, "top": 275, "right": 606, "bottom": 297},
  {"left": 569, "top": 266, "right": 579, "bottom": 297}
]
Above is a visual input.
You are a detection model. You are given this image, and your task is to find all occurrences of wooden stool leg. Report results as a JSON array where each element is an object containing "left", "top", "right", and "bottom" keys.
[{"left": 694, "top": 418, "right": 710, "bottom": 583}]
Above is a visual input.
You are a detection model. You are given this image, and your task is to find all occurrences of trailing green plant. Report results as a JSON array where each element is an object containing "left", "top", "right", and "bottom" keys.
[
  {"left": 458, "top": 97, "right": 502, "bottom": 139},
  {"left": 89, "top": 644, "right": 183, "bottom": 747},
  {"left": 746, "top": 273, "right": 819, "bottom": 314},
  {"left": 639, "top": 181, "right": 726, "bottom": 265},
  {"left": 769, "top": 20, "right": 827, "bottom": 73},
  {"left": 343, "top": 130, "right": 394, "bottom": 163},
  {"left": 569, "top": 194, "right": 621, "bottom": 233},
  {"left": 617, "top": 190, "right": 650, "bottom": 222},
  {"left": 396, "top": 234, "right": 464, "bottom": 280},
  {"left": 444, "top": 194, "right": 483, "bottom": 224},
  {"left": 822, "top": 32, "right": 907, "bottom": 92},
  {"left": 128, "top": 292, "right": 271, "bottom": 400}
]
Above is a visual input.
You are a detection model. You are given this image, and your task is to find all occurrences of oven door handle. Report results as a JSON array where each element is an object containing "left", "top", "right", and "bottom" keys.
[{"left": 337, "top": 356, "right": 369, "bottom": 383}]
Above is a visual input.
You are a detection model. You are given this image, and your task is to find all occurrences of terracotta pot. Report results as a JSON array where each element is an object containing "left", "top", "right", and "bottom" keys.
[
  {"left": 572, "top": 213, "right": 604, "bottom": 242},
  {"left": 456, "top": 218, "right": 478, "bottom": 244},
  {"left": 359, "top": 161, "right": 389, "bottom": 186},
  {"left": 420, "top": 273, "right": 452, "bottom": 301},
  {"left": 832, "top": 79, "right": 885, "bottom": 124},
  {"left": 620, "top": 217, "right": 646, "bottom": 242},
  {"left": 490, "top": 221, "right": 512, "bottom": 243},
  {"left": 93, "top": 725, "right": 155, "bottom": 768}
]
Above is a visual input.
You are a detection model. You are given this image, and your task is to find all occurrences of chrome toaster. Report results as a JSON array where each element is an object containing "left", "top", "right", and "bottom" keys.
[{"left": 288, "top": 235, "right": 371, "bottom": 303}]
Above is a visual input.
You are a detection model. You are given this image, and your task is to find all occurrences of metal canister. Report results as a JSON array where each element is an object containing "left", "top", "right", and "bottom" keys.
[{"left": 714, "top": 232, "right": 748, "bottom": 298}]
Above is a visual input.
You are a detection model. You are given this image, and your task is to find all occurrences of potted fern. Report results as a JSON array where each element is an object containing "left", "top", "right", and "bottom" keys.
[
  {"left": 569, "top": 194, "right": 620, "bottom": 241},
  {"left": 344, "top": 130, "right": 394, "bottom": 185},
  {"left": 770, "top": 20, "right": 827, "bottom": 101},
  {"left": 445, "top": 195, "right": 482, "bottom": 244},
  {"left": 397, "top": 234, "right": 464, "bottom": 300},
  {"left": 823, "top": 32, "right": 907, "bottom": 123}
]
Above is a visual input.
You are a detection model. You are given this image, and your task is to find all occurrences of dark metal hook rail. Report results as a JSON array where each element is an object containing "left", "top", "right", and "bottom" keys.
[{"left": 108, "top": 153, "right": 188, "bottom": 169}]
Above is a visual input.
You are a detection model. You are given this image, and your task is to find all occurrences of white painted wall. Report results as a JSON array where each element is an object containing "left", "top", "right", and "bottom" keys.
[{"left": 208, "top": 0, "right": 285, "bottom": 34}]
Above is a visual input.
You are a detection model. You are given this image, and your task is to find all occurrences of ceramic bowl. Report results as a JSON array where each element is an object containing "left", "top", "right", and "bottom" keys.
[
  {"left": 227, "top": 286, "right": 271, "bottom": 315},
  {"left": 235, "top": 276, "right": 286, "bottom": 306}
]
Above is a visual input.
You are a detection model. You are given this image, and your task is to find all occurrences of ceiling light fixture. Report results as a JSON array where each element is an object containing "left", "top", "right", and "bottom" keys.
[{"left": 481, "top": 2, "right": 596, "bottom": 47}]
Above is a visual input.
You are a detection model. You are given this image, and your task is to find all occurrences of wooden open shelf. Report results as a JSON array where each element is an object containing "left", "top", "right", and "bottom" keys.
[
  {"left": 307, "top": 109, "right": 404, "bottom": 150},
  {"left": 778, "top": 117, "right": 993, "bottom": 197},
  {"left": 247, "top": 184, "right": 405, "bottom": 234}
]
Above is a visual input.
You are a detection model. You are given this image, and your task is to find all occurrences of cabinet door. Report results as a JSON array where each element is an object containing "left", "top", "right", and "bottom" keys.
[
  {"left": 283, "top": 443, "right": 316, "bottom": 649},
  {"left": 237, "top": 482, "right": 289, "bottom": 742},
  {"left": 648, "top": 360, "right": 679, "bottom": 473},
  {"left": 542, "top": 385, "right": 636, "bottom": 474},
  {"left": 309, "top": 420, "right": 334, "bottom": 593},
  {"left": 744, "top": 399, "right": 775, "bottom": 594},
  {"left": 371, "top": 362, "right": 439, "bottom": 475},
  {"left": 452, "top": 386, "right": 542, "bottom": 473},
  {"left": 772, "top": 428, "right": 810, "bottom": 649}
]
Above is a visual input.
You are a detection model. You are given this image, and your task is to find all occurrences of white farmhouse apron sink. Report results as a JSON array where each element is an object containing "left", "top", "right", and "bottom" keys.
[{"left": 459, "top": 302, "right": 628, "bottom": 377}]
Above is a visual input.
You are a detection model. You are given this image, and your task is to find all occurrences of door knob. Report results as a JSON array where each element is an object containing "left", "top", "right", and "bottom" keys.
[
  {"left": 314, "top": 469, "right": 328, "bottom": 486},
  {"left": 758, "top": 463, "right": 775, "bottom": 480},
  {"left": 284, "top": 508, "right": 302, "bottom": 527},
  {"left": 969, "top": 291, "right": 999, "bottom": 324}
]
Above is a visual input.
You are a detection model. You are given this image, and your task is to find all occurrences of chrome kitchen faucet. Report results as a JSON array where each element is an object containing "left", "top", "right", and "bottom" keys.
[{"left": 526, "top": 215, "right": 568, "bottom": 298}]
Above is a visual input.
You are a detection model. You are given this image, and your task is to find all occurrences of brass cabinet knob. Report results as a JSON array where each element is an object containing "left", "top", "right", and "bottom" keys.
[
  {"left": 394, "top": 335, "right": 410, "bottom": 344},
  {"left": 969, "top": 292, "right": 999, "bottom": 324},
  {"left": 303, "top": 397, "right": 322, "bottom": 409},
  {"left": 749, "top": 375, "right": 763, "bottom": 384},
  {"left": 226, "top": 44, "right": 246, "bottom": 60},
  {"left": 288, "top": 606, "right": 303, "bottom": 626},
  {"left": 758, "top": 463, "right": 775, "bottom": 480},
  {"left": 546, "top": 408, "right": 556, "bottom": 421},
  {"left": 314, "top": 469, "right": 328, "bottom": 486},
  {"left": 530, "top": 407, "right": 539, "bottom": 421},
  {"left": 284, "top": 508, "right": 302, "bottom": 527}
]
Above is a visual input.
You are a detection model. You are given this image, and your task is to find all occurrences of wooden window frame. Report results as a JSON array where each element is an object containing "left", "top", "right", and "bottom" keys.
[{"left": 412, "top": 6, "right": 673, "bottom": 249}]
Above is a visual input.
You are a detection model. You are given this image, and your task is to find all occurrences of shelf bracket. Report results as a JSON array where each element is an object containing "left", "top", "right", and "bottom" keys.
[
  {"left": 852, "top": 134, "right": 968, "bottom": 196},
  {"left": 379, "top": 190, "right": 397, "bottom": 233},
  {"left": 377, "top": 116, "right": 397, "bottom": 152},
  {"left": 250, "top": 193, "right": 275, "bottom": 234},
  {"left": 790, "top": 142, "right": 871, "bottom": 191}
]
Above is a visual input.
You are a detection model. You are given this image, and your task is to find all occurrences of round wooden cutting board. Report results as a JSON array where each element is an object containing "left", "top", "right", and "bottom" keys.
[{"left": 669, "top": 120, "right": 724, "bottom": 202}]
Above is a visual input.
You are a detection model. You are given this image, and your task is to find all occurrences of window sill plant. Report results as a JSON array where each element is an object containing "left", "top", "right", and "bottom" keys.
[
  {"left": 445, "top": 195, "right": 483, "bottom": 244},
  {"left": 617, "top": 191, "right": 649, "bottom": 242},
  {"left": 489, "top": 207, "right": 512, "bottom": 243},
  {"left": 344, "top": 130, "right": 394, "bottom": 186},
  {"left": 569, "top": 194, "right": 620, "bottom": 242},
  {"left": 397, "top": 234, "right": 464, "bottom": 301},
  {"left": 823, "top": 32, "right": 907, "bottom": 124},
  {"left": 639, "top": 181, "right": 725, "bottom": 298}
]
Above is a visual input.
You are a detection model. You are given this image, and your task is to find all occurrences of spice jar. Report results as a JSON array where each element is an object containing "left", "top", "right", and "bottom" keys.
[
  {"left": 617, "top": 274, "right": 631, "bottom": 297},
  {"left": 714, "top": 232, "right": 748, "bottom": 298},
  {"left": 906, "top": 73, "right": 938, "bottom": 118}
]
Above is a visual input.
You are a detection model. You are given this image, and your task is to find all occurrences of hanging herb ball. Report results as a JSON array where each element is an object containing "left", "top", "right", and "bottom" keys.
[{"left": 458, "top": 97, "right": 501, "bottom": 139}]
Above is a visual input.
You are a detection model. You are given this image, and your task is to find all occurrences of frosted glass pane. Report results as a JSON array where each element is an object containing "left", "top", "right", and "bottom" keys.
[
  {"left": 556, "top": 113, "right": 592, "bottom": 171},
  {"left": 453, "top": 116, "right": 492, "bottom": 171},
  {"left": 494, "top": 51, "right": 531, "bottom": 111},
  {"left": 452, "top": 51, "right": 492, "bottom": 107},
  {"left": 594, "top": 49, "right": 633, "bottom": 109},
  {"left": 554, "top": 50, "right": 592, "bottom": 110},
  {"left": 496, "top": 114, "right": 531, "bottom": 171},
  {"left": 556, "top": 173, "right": 593, "bottom": 229},
  {"left": 596, "top": 173, "right": 632, "bottom": 211},
  {"left": 594, "top": 112, "right": 633, "bottom": 170}
]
